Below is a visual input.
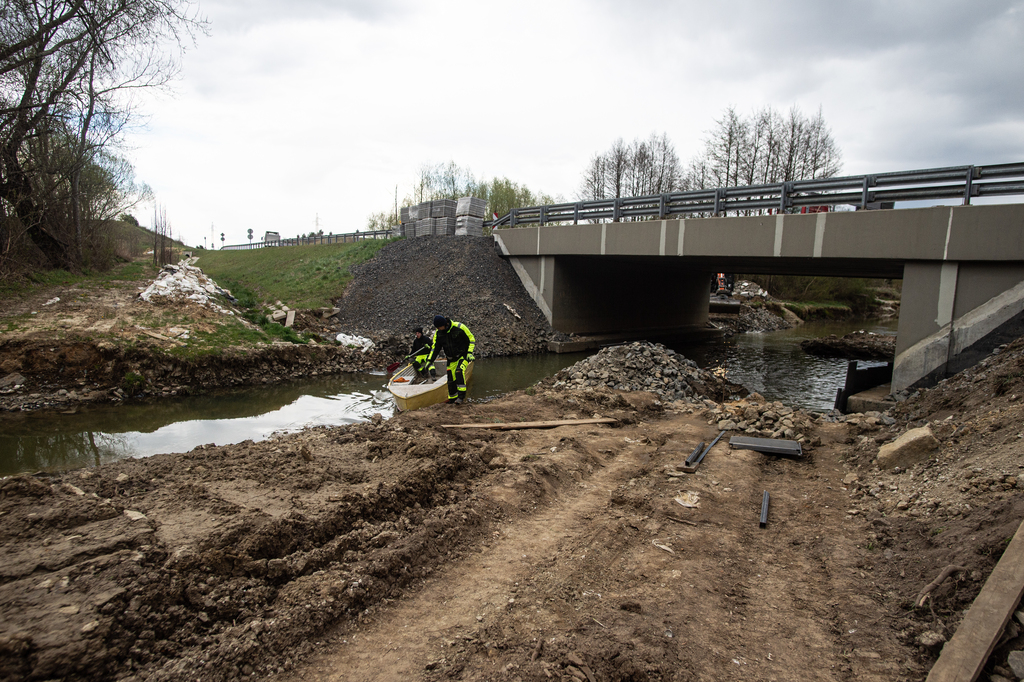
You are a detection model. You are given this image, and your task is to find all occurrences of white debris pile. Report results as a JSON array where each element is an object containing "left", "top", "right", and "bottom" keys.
[
  {"left": 138, "top": 261, "right": 236, "bottom": 315},
  {"left": 734, "top": 280, "right": 769, "bottom": 299},
  {"left": 336, "top": 332, "right": 374, "bottom": 352}
]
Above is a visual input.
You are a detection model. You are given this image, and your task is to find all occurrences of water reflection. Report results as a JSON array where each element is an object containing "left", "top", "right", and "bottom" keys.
[
  {"left": 0, "top": 374, "right": 394, "bottom": 476},
  {"left": 675, "top": 318, "right": 897, "bottom": 411},
  {"left": 0, "top": 322, "right": 894, "bottom": 475}
]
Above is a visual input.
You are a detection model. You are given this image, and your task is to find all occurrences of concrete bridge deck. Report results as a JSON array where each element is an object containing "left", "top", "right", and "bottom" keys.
[{"left": 493, "top": 203, "right": 1024, "bottom": 393}]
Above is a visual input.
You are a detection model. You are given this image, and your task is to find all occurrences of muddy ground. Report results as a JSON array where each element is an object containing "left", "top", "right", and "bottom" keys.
[
  {"left": 4, "top": 256, "right": 1024, "bottom": 682},
  {"left": 3, "top": 334, "right": 1024, "bottom": 680},
  {"left": 800, "top": 332, "right": 896, "bottom": 362}
]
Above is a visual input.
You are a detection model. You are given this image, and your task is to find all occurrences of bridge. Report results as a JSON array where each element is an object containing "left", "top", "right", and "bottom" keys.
[{"left": 491, "top": 163, "right": 1024, "bottom": 394}]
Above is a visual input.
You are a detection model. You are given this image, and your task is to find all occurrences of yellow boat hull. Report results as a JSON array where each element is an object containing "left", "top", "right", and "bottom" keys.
[{"left": 387, "top": 359, "right": 474, "bottom": 411}]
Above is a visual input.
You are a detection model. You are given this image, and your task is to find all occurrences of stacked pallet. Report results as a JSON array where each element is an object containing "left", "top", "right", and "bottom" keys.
[
  {"left": 430, "top": 199, "right": 457, "bottom": 219},
  {"left": 456, "top": 197, "right": 487, "bottom": 219},
  {"left": 433, "top": 217, "right": 456, "bottom": 236},
  {"left": 399, "top": 197, "right": 487, "bottom": 238},
  {"left": 455, "top": 216, "right": 484, "bottom": 237}
]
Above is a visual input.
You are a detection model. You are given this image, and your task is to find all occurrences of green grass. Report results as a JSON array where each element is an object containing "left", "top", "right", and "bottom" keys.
[
  {"left": 0, "top": 260, "right": 161, "bottom": 299},
  {"left": 194, "top": 239, "right": 397, "bottom": 309}
]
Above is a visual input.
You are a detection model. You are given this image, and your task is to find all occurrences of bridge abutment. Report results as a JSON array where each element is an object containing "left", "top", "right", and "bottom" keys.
[{"left": 894, "top": 261, "right": 1024, "bottom": 392}]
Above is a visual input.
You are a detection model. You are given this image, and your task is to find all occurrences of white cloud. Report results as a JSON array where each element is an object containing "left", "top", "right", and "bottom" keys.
[{"left": 126, "top": 0, "right": 1024, "bottom": 248}]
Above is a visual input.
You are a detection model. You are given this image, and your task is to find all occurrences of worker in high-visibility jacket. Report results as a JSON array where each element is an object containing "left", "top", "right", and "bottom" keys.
[
  {"left": 409, "top": 327, "right": 435, "bottom": 379},
  {"left": 428, "top": 315, "right": 475, "bottom": 404}
]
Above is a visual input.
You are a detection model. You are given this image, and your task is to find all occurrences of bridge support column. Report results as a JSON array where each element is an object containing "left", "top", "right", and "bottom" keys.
[{"left": 894, "top": 262, "right": 1024, "bottom": 392}]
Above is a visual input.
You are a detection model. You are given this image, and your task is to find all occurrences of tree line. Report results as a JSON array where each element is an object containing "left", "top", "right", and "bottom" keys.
[
  {"left": 375, "top": 105, "right": 841, "bottom": 230},
  {"left": 579, "top": 105, "right": 843, "bottom": 213},
  {"left": 0, "top": 0, "right": 205, "bottom": 278}
]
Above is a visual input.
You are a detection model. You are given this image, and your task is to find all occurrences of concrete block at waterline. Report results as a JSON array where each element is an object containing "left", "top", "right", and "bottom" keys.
[
  {"left": 285, "top": 311, "right": 296, "bottom": 328},
  {"left": 876, "top": 425, "right": 940, "bottom": 470}
]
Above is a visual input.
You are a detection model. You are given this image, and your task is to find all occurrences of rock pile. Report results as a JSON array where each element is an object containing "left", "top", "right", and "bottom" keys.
[
  {"left": 701, "top": 395, "right": 821, "bottom": 441},
  {"left": 545, "top": 341, "right": 746, "bottom": 403},
  {"left": 801, "top": 331, "right": 896, "bottom": 361},
  {"left": 331, "top": 237, "right": 565, "bottom": 357}
]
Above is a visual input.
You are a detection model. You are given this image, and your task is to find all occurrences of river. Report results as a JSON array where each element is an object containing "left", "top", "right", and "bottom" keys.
[{"left": 0, "top": 318, "right": 894, "bottom": 475}]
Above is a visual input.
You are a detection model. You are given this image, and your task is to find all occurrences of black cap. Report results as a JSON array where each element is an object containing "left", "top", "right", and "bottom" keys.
[
  {"left": 413, "top": 327, "right": 422, "bottom": 334},
  {"left": 433, "top": 315, "right": 447, "bottom": 328}
]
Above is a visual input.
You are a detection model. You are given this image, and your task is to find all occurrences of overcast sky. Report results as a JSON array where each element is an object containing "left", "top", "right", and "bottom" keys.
[{"left": 127, "top": 0, "right": 1024, "bottom": 249}]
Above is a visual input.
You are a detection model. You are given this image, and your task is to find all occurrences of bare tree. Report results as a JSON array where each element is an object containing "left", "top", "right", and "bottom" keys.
[
  {"left": 0, "top": 0, "right": 206, "bottom": 271},
  {"left": 684, "top": 104, "right": 843, "bottom": 214},
  {"left": 576, "top": 132, "right": 685, "bottom": 213}
]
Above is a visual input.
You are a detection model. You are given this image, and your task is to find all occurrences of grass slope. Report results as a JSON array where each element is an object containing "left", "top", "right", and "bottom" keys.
[{"left": 195, "top": 240, "right": 395, "bottom": 309}]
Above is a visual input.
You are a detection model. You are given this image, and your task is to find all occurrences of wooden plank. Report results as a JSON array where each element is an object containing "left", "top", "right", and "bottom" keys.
[
  {"left": 442, "top": 418, "right": 617, "bottom": 431},
  {"left": 926, "top": 517, "right": 1024, "bottom": 682}
]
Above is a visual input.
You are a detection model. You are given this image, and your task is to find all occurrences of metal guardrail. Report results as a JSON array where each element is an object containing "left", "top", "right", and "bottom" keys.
[
  {"left": 486, "top": 162, "right": 1024, "bottom": 229},
  {"left": 219, "top": 229, "right": 393, "bottom": 250}
]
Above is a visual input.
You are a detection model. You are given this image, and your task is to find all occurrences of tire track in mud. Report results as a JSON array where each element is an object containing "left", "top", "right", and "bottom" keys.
[{"left": 274, "top": 443, "right": 646, "bottom": 681}]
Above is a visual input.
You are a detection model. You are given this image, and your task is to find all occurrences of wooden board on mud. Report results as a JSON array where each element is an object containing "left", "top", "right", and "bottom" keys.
[
  {"left": 442, "top": 418, "right": 617, "bottom": 430},
  {"left": 926, "top": 517, "right": 1024, "bottom": 682}
]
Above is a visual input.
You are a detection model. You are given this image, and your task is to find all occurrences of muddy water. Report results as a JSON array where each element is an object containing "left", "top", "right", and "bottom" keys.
[
  {"left": 676, "top": 317, "right": 897, "bottom": 411},
  {"left": 0, "top": 353, "right": 592, "bottom": 476},
  {"left": 0, "top": 320, "right": 893, "bottom": 475}
]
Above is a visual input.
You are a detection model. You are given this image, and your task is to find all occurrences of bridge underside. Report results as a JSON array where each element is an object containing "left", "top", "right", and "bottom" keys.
[{"left": 496, "top": 204, "right": 1024, "bottom": 394}]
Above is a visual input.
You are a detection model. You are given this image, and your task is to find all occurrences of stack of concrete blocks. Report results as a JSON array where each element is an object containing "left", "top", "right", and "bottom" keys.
[
  {"left": 456, "top": 196, "right": 486, "bottom": 237},
  {"left": 398, "top": 197, "right": 486, "bottom": 238},
  {"left": 430, "top": 199, "right": 457, "bottom": 236}
]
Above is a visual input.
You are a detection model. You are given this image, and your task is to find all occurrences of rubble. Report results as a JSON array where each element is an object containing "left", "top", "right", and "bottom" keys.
[
  {"left": 544, "top": 341, "right": 746, "bottom": 403},
  {"left": 800, "top": 330, "right": 896, "bottom": 361},
  {"left": 137, "top": 260, "right": 236, "bottom": 314}
]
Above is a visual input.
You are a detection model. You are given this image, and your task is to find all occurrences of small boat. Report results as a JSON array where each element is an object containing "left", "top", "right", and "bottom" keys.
[{"left": 387, "top": 359, "right": 474, "bottom": 411}]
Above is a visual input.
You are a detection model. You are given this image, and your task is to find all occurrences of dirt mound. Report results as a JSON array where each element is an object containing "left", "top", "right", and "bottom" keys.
[
  {"left": 544, "top": 340, "right": 747, "bottom": 403},
  {"left": 801, "top": 330, "right": 896, "bottom": 361},
  {"left": 330, "top": 237, "right": 564, "bottom": 357},
  {"left": 821, "top": 335, "right": 1024, "bottom": 672}
]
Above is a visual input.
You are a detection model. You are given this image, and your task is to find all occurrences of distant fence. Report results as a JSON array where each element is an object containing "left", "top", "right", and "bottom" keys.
[
  {"left": 486, "top": 162, "right": 1024, "bottom": 229},
  {"left": 220, "top": 229, "right": 394, "bottom": 251}
]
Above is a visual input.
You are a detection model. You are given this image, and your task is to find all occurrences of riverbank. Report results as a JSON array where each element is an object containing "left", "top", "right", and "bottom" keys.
[
  {"left": 3, "top": 336, "right": 1024, "bottom": 681},
  {"left": 0, "top": 242, "right": 797, "bottom": 415}
]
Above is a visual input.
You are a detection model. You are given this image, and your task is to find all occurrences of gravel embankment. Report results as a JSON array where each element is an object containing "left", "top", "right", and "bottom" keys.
[{"left": 331, "top": 237, "right": 566, "bottom": 357}]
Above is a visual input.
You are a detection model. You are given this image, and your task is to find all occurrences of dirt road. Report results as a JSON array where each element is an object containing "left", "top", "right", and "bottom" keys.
[{"left": 279, "top": 402, "right": 914, "bottom": 682}]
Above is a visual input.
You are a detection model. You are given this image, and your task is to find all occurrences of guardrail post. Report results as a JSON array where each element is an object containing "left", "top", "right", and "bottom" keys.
[
  {"left": 574, "top": 202, "right": 580, "bottom": 224},
  {"left": 511, "top": 209, "right": 517, "bottom": 228},
  {"left": 613, "top": 198, "right": 621, "bottom": 222},
  {"left": 659, "top": 194, "right": 667, "bottom": 219},
  {"left": 714, "top": 188, "right": 723, "bottom": 216},
  {"left": 778, "top": 183, "right": 787, "bottom": 214},
  {"left": 964, "top": 166, "right": 976, "bottom": 205},
  {"left": 539, "top": 206, "right": 546, "bottom": 227}
]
